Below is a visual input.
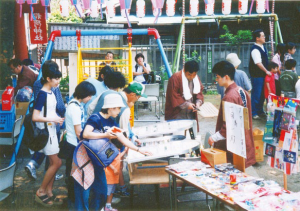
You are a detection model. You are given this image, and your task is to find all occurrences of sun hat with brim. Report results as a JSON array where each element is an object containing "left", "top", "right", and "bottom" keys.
[
  {"left": 102, "top": 93, "right": 126, "bottom": 109},
  {"left": 226, "top": 53, "right": 241, "bottom": 67},
  {"left": 128, "top": 81, "right": 147, "bottom": 98}
]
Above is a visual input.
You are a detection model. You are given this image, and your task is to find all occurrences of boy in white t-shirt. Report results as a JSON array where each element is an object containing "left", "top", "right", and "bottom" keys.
[{"left": 65, "top": 81, "right": 96, "bottom": 208}]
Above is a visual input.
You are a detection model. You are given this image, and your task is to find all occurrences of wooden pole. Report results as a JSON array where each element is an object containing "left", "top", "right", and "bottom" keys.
[{"left": 283, "top": 173, "right": 287, "bottom": 190}]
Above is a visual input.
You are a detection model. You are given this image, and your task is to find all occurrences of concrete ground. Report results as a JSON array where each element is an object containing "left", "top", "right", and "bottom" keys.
[{"left": 0, "top": 94, "right": 300, "bottom": 211}]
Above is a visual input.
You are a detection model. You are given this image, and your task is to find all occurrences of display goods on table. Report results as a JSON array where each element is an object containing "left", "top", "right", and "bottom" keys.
[
  {"left": 131, "top": 120, "right": 197, "bottom": 139},
  {"left": 263, "top": 94, "right": 299, "bottom": 175},
  {"left": 126, "top": 138, "right": 200, "bottom": 164},
  {"left": 166, "top": 161, "right": 300, "bottom": 210}
]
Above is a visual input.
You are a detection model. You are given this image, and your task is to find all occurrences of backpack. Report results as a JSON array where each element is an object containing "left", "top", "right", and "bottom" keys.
[{"left": 23, "top": 96, "right": 49, "bottom": 152}]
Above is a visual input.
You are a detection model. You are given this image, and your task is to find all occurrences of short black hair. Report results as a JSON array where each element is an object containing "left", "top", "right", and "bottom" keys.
[
  {"left": 22, "top": 59, "right": 34, "bottom": 66},
  {"left": 135, "top": 53, "right": 144, "bottom": 63},
  {"left": 97, "top": 66, "right": 113, "bottom": 82},
  {"left": 106, "top": 51, "right": 114, "bottom": 57},
  {"left": 276, "top": 43, "right": 286, "bottom": 62},
  {"left": 268, "top": 61, "right": 279, "bottom": 71},
  {"left": 252, "top": 29, "right": 264, "bottom": 41},
  {"left": 212, "top": 61, "right": 235, "bottom": 80},
  {"left": 104, "top": 71, "right": 126, "bottom": 89},
  {"left": 101, "top": 108, "right": 108, "bottom": 114},
  {"left": 286, "top": 42, "right": 296, "bottom": 51},
  {"left": 8, "top": 58, "right": 22, "bottom": 67},
  {"left": 73, "top": 81, "right": 96, "bottom": 99},
  {"left": 285, "top": 59, "right": 297, "bottom": 70},
  {"left": 184, "top": 60, "right": 199, "bottom": 73},
  {"left": 41, "top": 60, "right": 62, "bottom": 85}
]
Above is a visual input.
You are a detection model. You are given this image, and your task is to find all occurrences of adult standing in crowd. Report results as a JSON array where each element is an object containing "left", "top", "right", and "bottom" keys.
[
  {"left": 249, "top": 29, "right": 270, "bottom": 120},
  {"left": 133, "top": 53, "right": 151, "bottom": 84},
  {"left": 208, "top": 61, "right": 256, "bottom": 168},
  {"left": 99, "top": 51, "right": 117, "bottom": 72},
  {"left": 8, "top": 58, "right": 38, "bottom": 95},
  {"left": 165, "top": 60, "right": 204, "bottom": 128},
  {"left": 284, "top": 42, "right": 297, "bottom": 72},
  {"left": 272, "top": 43, "right": 286, "bottom": 95}
]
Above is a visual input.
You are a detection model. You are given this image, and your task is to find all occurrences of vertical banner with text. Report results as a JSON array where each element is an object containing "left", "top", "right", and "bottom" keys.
[{"left": 29, "top": 13, "right": 48, "bottom": 44}]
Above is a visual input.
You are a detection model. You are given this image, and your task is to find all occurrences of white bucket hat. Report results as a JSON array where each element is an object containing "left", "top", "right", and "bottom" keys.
[
  {"left": 226, "top": 53, "right": 241, "bottom": 67},
  {"left": 102, "top": 93, "right": 126, "bottom": 109}
]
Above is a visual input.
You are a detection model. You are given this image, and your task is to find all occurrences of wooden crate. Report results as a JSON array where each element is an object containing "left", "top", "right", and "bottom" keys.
[{"left": 201, "top": 148, "right": 227, "bottom": 167}]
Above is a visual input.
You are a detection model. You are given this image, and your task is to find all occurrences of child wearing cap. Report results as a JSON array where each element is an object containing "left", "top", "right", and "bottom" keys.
[{"left": 77, "top": 92, "right": 151, "bottom": 211}]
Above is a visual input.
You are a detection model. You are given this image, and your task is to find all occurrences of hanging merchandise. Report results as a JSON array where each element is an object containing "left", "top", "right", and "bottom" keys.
[
  {"left": 166, "top": 0, "right": 176, "bottom": 17},
  {"left": 16, "top": 0, "right": 26, "bottom": 18},
  {"left": 41, "top": 0, "right": 51, "bottom": 19},
  {"left": 119, "top": 0, "right": 132, "bottom": 27},
  {"left": 106, "top": 0, "right": 116, "bottom": 18},
  {"left": 90, "top": 0, "right": 99, "bottom": 17},
  {"left": 256, "top": 0, "right": 265, "bottom": 14},
  {"left": 60, "top": 0, "right": 69, "bottom": 17},
  {"left": 189, "top": 0, "right": 199, "bottom": 17},
  {"left": 136, "top": 0, "right": 145, "bottom": 18},
  {"left": 82, "top": 0, "right": 91, "bottom": 9},
  {"left": 204, "top": 0, "right": 215, "bottom": 16},
  {"left": 27, "top": 0, "right": 38, "bottom": 21},
  {"left": 151, "top": 0, "right": 165, "bottom": 23},
  {"left": 222, "top": 0, "right": 231, "bottom": 15},
  {"left": 238, "top": 0, "right": 248, "bottom": 14}
]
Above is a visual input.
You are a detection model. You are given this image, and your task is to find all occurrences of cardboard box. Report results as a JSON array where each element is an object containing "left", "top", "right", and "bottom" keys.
[
  {"left": 201, "top": 148, "right": 227, "bottom": 167},
  {"left": 253, "top": 128, "right": 264, "bottom": 162},
  {"left": 15, "top": 102, "right": 29, "bottom": 115}
]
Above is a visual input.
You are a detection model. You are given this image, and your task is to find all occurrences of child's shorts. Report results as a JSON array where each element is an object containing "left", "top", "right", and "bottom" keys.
[{"left": 107, "top": 184, "right": 116, "bottom": 196}]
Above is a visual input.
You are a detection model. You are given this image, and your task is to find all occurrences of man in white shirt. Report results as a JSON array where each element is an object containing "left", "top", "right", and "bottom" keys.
[
  {"left": 133, "top": 53, "right": 151, "bottom": 84},
  {"left": 248, "top": 29, "right": 271, "bottom": 120}
]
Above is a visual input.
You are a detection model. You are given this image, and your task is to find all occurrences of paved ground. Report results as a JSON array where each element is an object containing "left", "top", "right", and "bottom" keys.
[{"left": 1, "top": 94, "right": 300, "bottom": 211}]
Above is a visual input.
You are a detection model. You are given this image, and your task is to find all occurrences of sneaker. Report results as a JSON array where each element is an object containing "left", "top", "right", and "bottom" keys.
[
  {"left": 25, "top": 162, "right": 37, "bottom": 180},
  {"left": 104, "top": 207, "right": 118, "bottom": 211},
  {"left": 111, "top": 197, "right": 121, "bottom": 204},
  {"left": 55, "top": 174, "right": 64, "bottom": 181},
  {"left": 252, "top": 115, "right": 261, "bottom": 120}
]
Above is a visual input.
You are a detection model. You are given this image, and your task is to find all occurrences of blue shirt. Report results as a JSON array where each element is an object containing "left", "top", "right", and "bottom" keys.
[{"left": 80, "top": 113, "right": 118, "bottom": 140}]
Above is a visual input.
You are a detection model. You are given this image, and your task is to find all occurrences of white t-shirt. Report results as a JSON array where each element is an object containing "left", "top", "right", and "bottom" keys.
[
  {"left": 251, "top": 43, "right": 265, "bottom": 64},
  {"left": 133, "top": 63, "right": 151, "bottom": 83},
  {"left": 66, "top": 99, "right": 84, "bottom": 146}
]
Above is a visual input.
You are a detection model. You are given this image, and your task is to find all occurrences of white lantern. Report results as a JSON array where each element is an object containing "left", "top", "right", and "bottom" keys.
[
  {"left": 90, "top": 0, "right": 99, "bottom": 17},
  {"left": 166, "top": 0, "right": 176, "bottom": 17},
  {"left": 256, "top": 0, "right": 265, "bottom": 14},
  {"left": 136, "top": 0, "right": 145, "bottom": 18},
  {"left": 75, "top": 4, "right": 84, "bottom": 17},
  {"left": 238, "top": 0, "right": 248, "bottom": 15},
  {"left": 190, "top": 0, "right": 199, "bottom": 17},
  {"left": 205, "top": 1, "right": 214, "bottom": 16},
  {"left": 222, "top": 0, "right": 231, "bottom": 15},
  {"left": 60, "top": 0, "right": 69, "bottom": 17},
  {"left": 106, "top": 0, "right": 115, "bottom": 18}
]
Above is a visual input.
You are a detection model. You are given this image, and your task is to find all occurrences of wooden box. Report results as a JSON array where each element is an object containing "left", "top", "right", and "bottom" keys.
[
  {"left": 16, "top": 102, "right": 29, "bottom": 115},
  {"left": 201, "top": 148, "right": 227, "bottom": 167},
  {"left": 253, "top": 128, "right": 264, "bottom": 162}
]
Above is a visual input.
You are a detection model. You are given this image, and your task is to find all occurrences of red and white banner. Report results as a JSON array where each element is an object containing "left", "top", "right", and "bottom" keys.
[{"left": 29, "top": 13, "right": 48, "bottom": 44}]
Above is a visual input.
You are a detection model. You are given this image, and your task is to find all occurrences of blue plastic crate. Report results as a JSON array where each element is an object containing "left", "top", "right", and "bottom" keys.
[{"left": 0, "top": 104, "right": 16, "bottom": 133}]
